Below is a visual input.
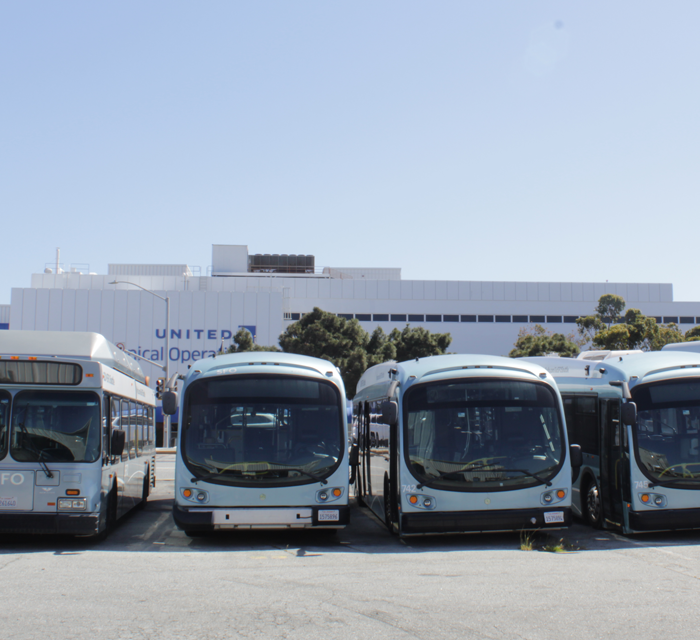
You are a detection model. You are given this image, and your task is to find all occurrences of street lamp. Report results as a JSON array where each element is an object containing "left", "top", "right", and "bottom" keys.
[{"left": 109, "top": 280, "right": 172, "bottom": 448}]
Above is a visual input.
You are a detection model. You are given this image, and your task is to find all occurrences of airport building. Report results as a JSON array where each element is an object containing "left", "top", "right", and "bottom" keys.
[{"left": 3, "top": 243, "right": 700, "bottom": 384}]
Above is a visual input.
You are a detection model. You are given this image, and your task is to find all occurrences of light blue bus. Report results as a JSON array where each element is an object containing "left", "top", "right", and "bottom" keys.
[
  {"left": 526, "top": 351, "right": 700, "bottom": 533},
  {"left": 352, "top": 355, "right": 579, "bottom": 536},
  {"left": 0, "top": 331, "right": 156, "bottom": 537},
  {"left": 168, "top": 352, "right": 350, "bottom": 535}
]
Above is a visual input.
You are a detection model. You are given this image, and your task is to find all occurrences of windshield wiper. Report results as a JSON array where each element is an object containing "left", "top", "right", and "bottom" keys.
[
  {"left": 417, "top": 462, "right": 501, "bottom": 489},
  {"left": 191, "top": 466, "right": 328, "bottom": 485},
  {"left": 649, "top": 477, "right": 700, "bottom": 488},
  {"left": 17, "top": 422, "right": 53, "bottom": 479},
  {"left": 418, "top": 463, "right": 551, "bottom": 489}
]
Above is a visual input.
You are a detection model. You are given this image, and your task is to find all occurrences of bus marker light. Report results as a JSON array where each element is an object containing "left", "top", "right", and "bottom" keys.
[
  {"left": 332, "top": 488, "right": 342, "bottom": 498},
  {"left": 66, "top": 489, "right": 80, "bottom": 496},
  {"left": 183, "top": 489, "right": 192, "bottom": 498},
  {"left": 641, "top": 494, "right": 650, "bottom": 503},
  {"left": 556, "top": 489, "right": 566, "bottom": 499},
  {"left": 409, "top": 495, "right": 418, "bottom": 504}
]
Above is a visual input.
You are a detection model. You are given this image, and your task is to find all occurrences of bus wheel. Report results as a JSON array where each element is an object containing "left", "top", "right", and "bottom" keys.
[
  {"left": 585, "top": 481, "right": 603, "bottom": 529},
  {"left": 135, "top": 470, "right": 150, "bottom": 511}
]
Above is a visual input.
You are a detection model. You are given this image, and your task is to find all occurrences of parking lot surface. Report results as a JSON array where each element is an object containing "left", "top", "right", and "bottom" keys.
[{"left": 1, "top": 454, "right": 699, "bottom": 640}]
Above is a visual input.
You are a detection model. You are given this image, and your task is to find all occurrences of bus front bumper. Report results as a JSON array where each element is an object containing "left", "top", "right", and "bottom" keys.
[
  {"left": 401, "top": 507, "right": 572, "bottom": 535},
  {"left": 629, "top": 508, "right": 700, "bottom": 532},
  {"left": 173, "top": 504, "right": 350, "bottom": 532},
  {"left": 0, "top": 513, "right": 100, "bottom": 536}
]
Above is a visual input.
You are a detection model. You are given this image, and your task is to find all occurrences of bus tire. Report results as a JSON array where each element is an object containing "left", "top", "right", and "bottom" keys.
[
  {"left": 135, "top": 468, "right": 150, "bottom": 511},
  {"left": 95, "top": 483, "right": 118, "bottom": 539},
  {"left": 584, "top": 479, "right": 603, "bottom": 529}
]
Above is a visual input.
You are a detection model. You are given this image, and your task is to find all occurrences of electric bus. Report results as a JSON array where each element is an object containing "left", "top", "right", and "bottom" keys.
[
  {"left": 351, "top": 354, "right": 579, "bottom": 536},
  {"left": 526, "top": 351, "right": 700, "bottom": 533},
  {"left": 0, "top": 331, "right": 155, "bottom": 536},
  {"left": 168, "top": 352, "right": 350, "bottom": 535}
]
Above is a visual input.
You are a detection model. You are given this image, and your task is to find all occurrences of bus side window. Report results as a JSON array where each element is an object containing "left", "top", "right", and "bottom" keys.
[{"left": 111, "top": 399, "right": 120, "bottom": 464}]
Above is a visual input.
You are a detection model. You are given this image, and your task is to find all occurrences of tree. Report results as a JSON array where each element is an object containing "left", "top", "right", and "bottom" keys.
[
  {"left": 277, "top": 308, "right": 452, "bottom": 397},
  {"left": 577, "top": 294, "right": 686, "bottom": 352},
  {"left": 226, "top": 328, "right": 280, "bottom": 353},
  {"left": 278, "top": 308, "right": 394, "bottom": 397},
  {"left": 685, "top": 326, "right": 700, "bottom": 341},
  {"left": 388, "top": 325, "right": 452, "bottom": 362},
  {"left": 509, "top": 325, "right": 580, "bottom": 358}
]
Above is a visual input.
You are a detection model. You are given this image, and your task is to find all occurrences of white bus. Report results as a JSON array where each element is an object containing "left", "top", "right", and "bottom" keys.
[
  {"left": 352, "top": 355, "right": 579, "bottom": 536},
  {"left": 526, "top": 351, "right": 700, "bottom": 533},
  {"left": 168, "top": 352, "right": 350, "bottom": 535},
  {"left": 0, "top": 331, "right": 156, "bottom": 536}
]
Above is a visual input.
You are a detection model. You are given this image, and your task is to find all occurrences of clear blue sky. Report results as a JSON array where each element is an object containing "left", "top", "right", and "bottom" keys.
[{"left": 2, "top": 1, "right": 699, "bottom": 306}]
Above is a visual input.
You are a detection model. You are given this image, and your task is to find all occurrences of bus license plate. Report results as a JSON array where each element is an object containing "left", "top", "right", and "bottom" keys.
[
  {"left": 544, "top": 511, "right": 564, "bottom": 524},
  {"left": 318, "top": 510, "right": 340, "bottom": 522}
]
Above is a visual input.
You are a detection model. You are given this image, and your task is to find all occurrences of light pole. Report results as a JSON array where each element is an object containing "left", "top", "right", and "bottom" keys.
[{"left": 109, "top": 280, "right": 172, "bottom": 448}]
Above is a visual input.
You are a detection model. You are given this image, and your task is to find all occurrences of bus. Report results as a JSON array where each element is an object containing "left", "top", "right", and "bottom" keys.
[
  {"left": 351, "top": 354, "right": 579, "bottom": 536},
  {"left": 0, "top": 331, "right": 156, "bottom": 536},
  {"left": 168, "top": 352, "right": 350, "bottom": 535},
  {"left": 526, "top": 351, "right": 700, "bottom": 533}
]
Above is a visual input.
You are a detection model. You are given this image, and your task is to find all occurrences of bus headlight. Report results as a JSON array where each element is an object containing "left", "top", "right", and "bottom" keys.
[
  {"left": 407, "top": 494, "right": 436, "bottom": 510},
  {"left": 316, "top": 488, "right": 344, "bottom": 503},
  {"left": 639, "top": 493, "right": 666, "bottom": 508},
  {"left": 540, "top": 489, "right": 567, "bottom": 506},
  {"left": 58, "top": 498, "right": 87, "bottom": 511},
  {"left": 182, "top": 488, "right": 209, "bottom": 504}
]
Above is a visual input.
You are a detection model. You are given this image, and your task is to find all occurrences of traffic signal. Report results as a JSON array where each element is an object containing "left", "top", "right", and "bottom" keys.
[{"left": 156, "top": 378, "right": 164, "bottom": 399}]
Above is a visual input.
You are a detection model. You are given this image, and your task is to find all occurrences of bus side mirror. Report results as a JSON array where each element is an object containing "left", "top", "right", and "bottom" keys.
[
  {"left": 569, "top": 444, "right": 583, "bottom": 470},
  {"left": 162, "top": 391, "right": 178, "bottom": 415},
  {"left": 382, "top": 400, "right": 398, "bottom": 426},
  {"left": 621, "top": 402, "right": 637, "bottom": 427},
  {"left": 349, "top": 442, "right": 359, "bottom": 466},
  {"left": 111, "top": 429, "right": 126, "bottom": 457}
]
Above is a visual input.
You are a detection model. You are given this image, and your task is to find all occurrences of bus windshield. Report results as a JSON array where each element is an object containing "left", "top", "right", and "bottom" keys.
[
  {"left": 10, "top": 390, "right": 101, "bottom": 463},
  {"left": 405, "top": 379, "right": 564, "bottom": 491},
  {"left": 633, "top": 378, "right": 700, "bottom": 487},
  {"left": 181, "top": 375, "right": 343, "bottom": 486}
]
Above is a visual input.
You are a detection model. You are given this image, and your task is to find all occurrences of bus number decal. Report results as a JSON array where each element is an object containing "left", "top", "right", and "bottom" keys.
[
  {"left": 402, "top": 484, "right": 417, "bottom": 493},
  {"left": 634, "top": 480, "right": 650, "bottom": 489}
]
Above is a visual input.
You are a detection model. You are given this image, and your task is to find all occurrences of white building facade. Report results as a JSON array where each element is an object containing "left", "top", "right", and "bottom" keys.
[{"left": 5, "top": 244, "right": 700, "bottom": 382}]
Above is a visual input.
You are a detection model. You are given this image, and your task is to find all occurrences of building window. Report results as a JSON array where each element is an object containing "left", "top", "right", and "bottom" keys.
[
  {"left": 547, "top": 316, "right": 562, "bottom": 323},
  {"left": 356, "top": 314, "right": 371, "bottom": 321},
  {"left": 663, "top": 317, "right": 679, "bottom": 324},
  {"left": 495, "top": 315, "right": 510, "bottom": 323},
  {"left": 680, "top": 317, "right": 695, "bottom": 324},
  {"left": 478, "top": 315, "right": 494, "bottom": 323},
  {"left": 530, "top": 315, "right": 545, "bottom": 323},
  {"left": 391, "top": 314, "right": 407, "bottom": 322},
  {"left": 564, "top": 316, "right": 578, "bottom": 323},
  {"left": 373, "top": 314, "right": 389, "bottom": 322},
  {"left": 443, "top": 315, "right": 459, "bottom": 322},
  {"left": 461, "top": 315, "right": 477, "bottom": 322},
  {"left": 652, "top": 317, "right": 662, "bottom": 323},
  {"left": 426, "top": 315, "right": 442, "bottom": 322},
  {"left": 337, "top": 313, "right": 353, "bottom": 320},
  {"left": 408, "top": 314, "right": 424, "bottom": 322},
  {"left": 291, "top": 313, "right": 300, "bottom": 320},
  {"left": 512, "top": 315, "right": 528, "bottom": 323}
]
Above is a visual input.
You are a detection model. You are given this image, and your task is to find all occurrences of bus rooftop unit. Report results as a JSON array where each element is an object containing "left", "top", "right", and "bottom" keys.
[
  {"left": 352, "top": 354, "right": 580, "bottom": 536},
  {"left": 169, "top": 352, "right": 350, "bottom": 535},
  {"left": 662, "top": 341, "right": 700, "bottom": 354},
  {"left": 526, "top": 351, "right": 700, "bottom": 534},
  {"left": 0, "top": 331, "right": 156, "bottom": 536}
]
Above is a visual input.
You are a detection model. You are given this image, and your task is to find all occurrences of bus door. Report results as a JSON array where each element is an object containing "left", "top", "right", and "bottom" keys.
[{"left": 600, "top": 399, "right": 624, "bottom": 528}]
